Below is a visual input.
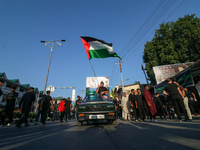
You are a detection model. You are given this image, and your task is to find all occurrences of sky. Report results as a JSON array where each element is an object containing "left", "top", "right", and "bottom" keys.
[{"left": 1, "top": 0, "right": 200, "bottom": 99}]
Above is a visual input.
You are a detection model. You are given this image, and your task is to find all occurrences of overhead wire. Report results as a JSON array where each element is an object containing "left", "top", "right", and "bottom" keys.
[
  {"left": 121, "top": 0, "right": 176, "bottom": 59},
  {"left": 119, "top": 0, "right": 165, "bottom": 56},
  {"left": 122, "top": 0, "right": 185, "bottom": 62}
]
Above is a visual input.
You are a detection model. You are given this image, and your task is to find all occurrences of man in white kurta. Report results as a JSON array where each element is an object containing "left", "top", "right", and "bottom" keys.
[{"left": 121, "top": 92, "right": 131, "bottom": 121}]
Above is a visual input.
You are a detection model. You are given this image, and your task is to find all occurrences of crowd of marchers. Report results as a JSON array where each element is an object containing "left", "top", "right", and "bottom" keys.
[
  {"left": 111, "top": 78, "right": 200, "bottom": 122},
  {"left": 0, "top": 78, "right": 200, "bottom": 127},
  {"left": 0, "top": 77, "right": 84, "bottom": 127}
]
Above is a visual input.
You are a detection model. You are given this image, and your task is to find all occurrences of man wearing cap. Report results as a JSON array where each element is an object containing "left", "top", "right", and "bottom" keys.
[
  {"left": 40, "top": 91, "right": 54, "bottom": 125},
  {"left": 1, "top": 86, "right": 18, "bottom": 127},
  {"left": 64, "top": 97, "right": 72, "bottom": 122},
  {"left": 16, "top": 87, "right": 36, "bottom": 127},
  {"left": 96, "top": 82, "right": 109, "bottom": 96}
]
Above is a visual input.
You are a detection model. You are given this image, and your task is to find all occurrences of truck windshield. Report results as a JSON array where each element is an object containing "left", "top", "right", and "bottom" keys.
[{"left": 84, "top": 94, "right": 111, "bottom": 102}]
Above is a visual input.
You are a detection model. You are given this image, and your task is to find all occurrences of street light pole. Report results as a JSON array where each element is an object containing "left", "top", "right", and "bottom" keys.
[{"left": 41, "top": 39, "right": 65, "bottom": 95}]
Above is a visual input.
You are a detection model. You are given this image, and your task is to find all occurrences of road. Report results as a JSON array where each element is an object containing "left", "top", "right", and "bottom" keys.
[{"left": 0, "top": 119, "right": 200, "bottom": 150}]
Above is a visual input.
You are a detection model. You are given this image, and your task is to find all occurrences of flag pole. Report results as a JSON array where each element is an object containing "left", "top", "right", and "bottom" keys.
[
  {"left": 89, "top": 60, "right": 97, "bottom": 77},
  {"left": 89, "top": 59, "right": 103, "bottom": 96}
]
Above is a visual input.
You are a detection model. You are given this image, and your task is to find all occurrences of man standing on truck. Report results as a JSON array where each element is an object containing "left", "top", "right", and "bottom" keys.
[{"left": 96, "top": 82, "right": 109, "bottom": 96}]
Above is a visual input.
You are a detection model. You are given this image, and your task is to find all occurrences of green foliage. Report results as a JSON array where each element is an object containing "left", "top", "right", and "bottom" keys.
[{"left": 143, "top": 14, "right": 200, "bottom": 85}]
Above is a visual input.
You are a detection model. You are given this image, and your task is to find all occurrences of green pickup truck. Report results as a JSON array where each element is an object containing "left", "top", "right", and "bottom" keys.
[{"left": 76, "top": 91, "right": 117, "bottom": 127}]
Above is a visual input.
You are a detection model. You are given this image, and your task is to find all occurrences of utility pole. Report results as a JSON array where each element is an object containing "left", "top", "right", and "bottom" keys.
[
  {"left": 115, "top": 59, "right": 124, "bottom": 94},
  {"left": 141, "top": 64, "right": 149, "bottom": 86},
  {"left": 79, "top": 90, "right": 85, "bottom": 98}
]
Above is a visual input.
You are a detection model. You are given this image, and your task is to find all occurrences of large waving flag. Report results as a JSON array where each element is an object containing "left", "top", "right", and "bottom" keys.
[{"left": 80, "top": 36, "right": 121, "bottom": 60}]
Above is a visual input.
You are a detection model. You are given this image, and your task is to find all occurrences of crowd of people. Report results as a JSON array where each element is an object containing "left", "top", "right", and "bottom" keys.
[
  {"left": 0, "top": 78, "right": 79, "bottom": 127},
  {"left": 0, "top": 78, "right": 200, "bottom": 127},
  {"left": 112, "top": 79, "right": 200, "bottom": 122}
]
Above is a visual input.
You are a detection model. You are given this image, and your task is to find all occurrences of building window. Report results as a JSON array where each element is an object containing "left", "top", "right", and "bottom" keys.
[
  {"left": 16, "top": 98, "right": 21, "bottom": 105},
  {"left": 6, "top": 83, "right": 12, "bottom": 88},
  {"left": 19, "top": 87, "right": 24, "bottom": 92},
  {"left": 2, "top": 94, "right": 7, "bottom": 103}
]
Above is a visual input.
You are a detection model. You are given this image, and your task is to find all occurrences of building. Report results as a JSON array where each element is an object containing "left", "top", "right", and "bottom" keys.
[{"left": 0, "top": 72, "right": 40, "bottom": 110}]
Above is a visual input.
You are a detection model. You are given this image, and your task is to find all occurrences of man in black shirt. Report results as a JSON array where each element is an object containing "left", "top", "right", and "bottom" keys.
[
  {"left": 118, "top": 98, "right": 122, "bottom": 119},
  {"left": 40, "top": 91, "right": 54, "bottom": 125},
  {"left": 112, "top": 96, "right": 119, "bottom": 118},
  {"left": 174, "top": 81, "right": 192, "bottom": 121},
  {"left": 185, "top": 87, "right": 200, "bottom": 115},
  {"left": 16, "top": 87, "right": 35, "bottom": 127},
  {"left": 136, "top": 89, "right": 146, "bottom": 122},
  {"left": 64, "top": 97, "right": 72, "bottom": 122},
  {"left": 96, "top": 82, "right": 109, "bottom": 96},
  {"left": 75, "top": 96, "right": 82, "bottom": 108},
  {"left": 129, "top": 89, "right": 138, "bottom": 121},
  {"left": 1, "top": 86, "right": 18, "bottom": 127},
  {"left": 154, "top": 93, "right": 166, "bottom": 120},
  {"left": 163, "top": 78, "right": 188, "bottom": 122},
  {"left": 35, "top": 98, "right": 43, "bottom": 125}
]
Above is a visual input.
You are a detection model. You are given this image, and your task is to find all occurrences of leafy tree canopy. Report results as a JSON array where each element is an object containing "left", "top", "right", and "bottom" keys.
[{"left": 143, "top": 14, "right": 200, "bottom": 85}]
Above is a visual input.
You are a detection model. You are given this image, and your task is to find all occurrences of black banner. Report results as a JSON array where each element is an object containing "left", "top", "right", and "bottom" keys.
[{"left": 155, "top": 68, "right": 194, "bottom": 94}]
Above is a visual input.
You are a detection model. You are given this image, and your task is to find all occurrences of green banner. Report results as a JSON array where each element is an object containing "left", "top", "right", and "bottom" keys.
[{"left": 155, "top": 69, "right": 194, "bottom": 94}]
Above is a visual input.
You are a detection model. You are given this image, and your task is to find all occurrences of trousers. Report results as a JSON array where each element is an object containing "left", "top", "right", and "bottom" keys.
[
  {"left": 41, "top": 109, "right": 48, "bottom": 124},
  {"left": 172, "top": 95, "right": 187, "bottom": 120},
  {"left": 1, "top": 106, "right": 14, "bottom": 125},
  {"left": 138, "top": 106, "right": 146, "bottom": 120},
  {"left": 35, "top": 110, "right": 41, "bottom": 122},
  {"left": 17, "top": 112, "right": 29, "bottom": 126},
  {"left": 123, "top": 110, "right": 130, "bottom": 120},
  {"left": 184, "top": 97, "right": 192, "bottom": 120}
]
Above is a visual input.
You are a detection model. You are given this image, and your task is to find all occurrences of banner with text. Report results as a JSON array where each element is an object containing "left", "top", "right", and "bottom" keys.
[
  {"left": 153, "top": 62, "right": 194, "bottom": 84},
  {"left": 86, "top": 77, "right": 109, "bottom": 89},
  {"left": 155, "top": 68, "right": 194, "bottom": 94}
]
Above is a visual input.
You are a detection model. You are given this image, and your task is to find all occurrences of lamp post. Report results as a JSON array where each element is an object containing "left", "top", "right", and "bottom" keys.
[{"left": 41, "top": 39, "right": 65, "bottom": 95}]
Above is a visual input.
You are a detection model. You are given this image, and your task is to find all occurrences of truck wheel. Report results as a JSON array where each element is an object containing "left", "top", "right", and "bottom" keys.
[
  {"left": 112, "top": 120, "right": 117, "bottom": 125},
  {"left": 77, "top": 121, "right": 83, "bottom": 127}
]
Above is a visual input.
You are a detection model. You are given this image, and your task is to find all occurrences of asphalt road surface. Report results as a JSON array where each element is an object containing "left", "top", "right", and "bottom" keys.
[{"left": 0, "top": 119, "right": 200, "bottom": 150}]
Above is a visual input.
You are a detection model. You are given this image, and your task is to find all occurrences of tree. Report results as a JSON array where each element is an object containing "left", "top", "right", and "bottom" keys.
[{"left": 143, "top": 14, "right": 200, "bottom": 85}]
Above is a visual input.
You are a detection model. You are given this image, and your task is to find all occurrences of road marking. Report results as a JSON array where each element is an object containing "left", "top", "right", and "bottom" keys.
[
  {"left": 146, "top": 122, "right": 200, "bottom": 131},
  {"left": 161, "top": 135, "right": 200, "bottom": 150}
]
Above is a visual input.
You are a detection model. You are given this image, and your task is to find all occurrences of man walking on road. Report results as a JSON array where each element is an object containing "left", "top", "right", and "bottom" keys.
[
  {"left": 58, "top": 99, "right": 65, "bottom": 122},
  {"left": 1, "top": 86, "right": 18, "bottom": 127},
  {"left": 163, "top": 79, "right": 188, "bottom": 122},
  {"left": 64, "top": 97, "right": 72, "bottom": 122},
  {"left": 35, "top": 98, "right": 43, "bottom": 125},
  {"left": 16, "top": 87, "right": 35, "bottom": 127},
  {"left": 143, "top": 85, "right": 157, "bottom": 122},
  {"left": 40, "top": 91, "right": 54, "bottom": 125}
]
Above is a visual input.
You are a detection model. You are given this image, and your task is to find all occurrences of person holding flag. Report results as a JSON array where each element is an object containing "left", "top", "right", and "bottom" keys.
[{"left": 96, "top": 82, "right": 109, "bottom": 96}]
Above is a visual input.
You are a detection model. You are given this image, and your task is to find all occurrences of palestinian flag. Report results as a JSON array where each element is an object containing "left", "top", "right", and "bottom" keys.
[{"left": 80, "top": 36, "right": 121, "bottom": 60}]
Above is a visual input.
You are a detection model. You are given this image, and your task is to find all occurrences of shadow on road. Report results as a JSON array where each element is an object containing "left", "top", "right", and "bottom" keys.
[{"left": 0, "top": 119, "right": 199, "bottom": 150}]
